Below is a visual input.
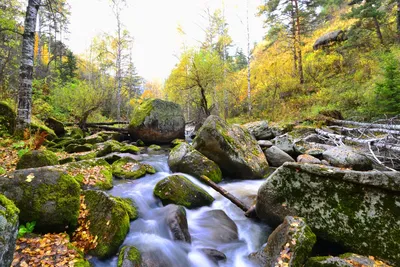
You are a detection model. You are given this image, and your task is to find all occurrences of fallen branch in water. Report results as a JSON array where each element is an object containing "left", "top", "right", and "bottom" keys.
[{"left": 200, "top": 175, "right": 257, "bottom": 218}]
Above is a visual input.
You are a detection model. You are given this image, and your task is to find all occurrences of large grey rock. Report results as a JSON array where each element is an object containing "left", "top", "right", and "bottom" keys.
[
  {"left": 193, "top": 116, "right": 269, "bottom": 179},
  {"left": 195, "top": 210, "right": 238, "bottom": 243},
  {"left": 165, "top": 204, "right": 191, "bottom": 243},
  {"left": 168, "top": 143, "right": 222, "bottom": 183},
  {"left": 243, "top": 121, "right": 275, "bottom": 140},
  {"left": 0, "top": 194, "right": 19, "bottom": 267},
  {"left": 0, "top": 167, "right": 80, "bottom": 232},
  {"left": 256, "top": 162, "right": 400, "bottom": 265},
  {"left": 293, "top": 141, "right": 333, "bottom": 158},
  {"left": 272, "top": 134, "right": 295, "bottom": 156},
  {"left": 128, "top": 99, "right": 185, "bottom": 144},
  {"left": 323, "top": 146, "right": 373, "bottom": 171},
  {"left": 264, "top": 146, "right": 295, "bottom": 167},
  {"left": 306, "top": 253, "right": 392, "bottom": 267},
  {"left": 258, "top": 140, "right": 273, "bottom": 149},
  {"left": 249, "top": 216, "right": 316, "bottom": 267}
]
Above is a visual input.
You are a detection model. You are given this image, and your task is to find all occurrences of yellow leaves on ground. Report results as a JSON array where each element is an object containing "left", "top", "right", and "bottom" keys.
[
  {"left": 12, "top": 233, "right": 82, "bottom": 267},
  {"left": 66, "top": 165, "right": 107, "bottom": 187},
  {"left": 71, "top": 195, "right": 98, "bottom": 253},
  {"left": 0, "top": 138, "right": 19, "bottom": 173}
]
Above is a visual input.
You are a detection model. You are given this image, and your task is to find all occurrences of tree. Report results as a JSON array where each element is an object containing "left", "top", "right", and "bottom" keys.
[{"left": 16, "top": 0, "right": 42, "bottom": 133}]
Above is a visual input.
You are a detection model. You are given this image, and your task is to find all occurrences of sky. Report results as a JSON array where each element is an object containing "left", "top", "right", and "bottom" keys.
[{"left": 66, "top": 0, "right": 266, "bottom": 82}]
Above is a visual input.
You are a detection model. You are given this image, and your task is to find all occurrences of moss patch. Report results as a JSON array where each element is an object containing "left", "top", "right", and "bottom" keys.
[
  {"left": 16, "top": 150, "right": 59, "bottom": 170},
  {"left": 0, "top": 194, "right": 19, "bottom": 225},
  {"left": 118, "top": 246, "right": 141, "bottom": 267},
  {"left": 111, "top": 197, "right": 138, "bottom": 220},
  {"left": 112, "top": 157, "right": 156, "bottom": 179}
]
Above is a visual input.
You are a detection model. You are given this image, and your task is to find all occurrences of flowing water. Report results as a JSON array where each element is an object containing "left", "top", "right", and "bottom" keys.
[{"left": 91, "top": 150, "right": 271, "bottom": 267}]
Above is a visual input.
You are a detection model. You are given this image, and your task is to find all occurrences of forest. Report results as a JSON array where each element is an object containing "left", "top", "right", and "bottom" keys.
[{"left": 0, "top": 0, "right": 400, "bottom": 267}]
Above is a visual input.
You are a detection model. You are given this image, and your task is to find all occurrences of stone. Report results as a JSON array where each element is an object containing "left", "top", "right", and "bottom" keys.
[
  {"left": 306, "top": 253, "right": 392, "bottom": 267},
  {"left": 83, "top": 190, "right": 130, "bottom": 259},
  {"left": 256, "top": 162, "right": 400, "bottom": 265},
  {"left": 0, "top": 194, "right": 19, "bottom": 267},
  {"left": 249, "top": 216, "right": 316, "bottom": 267},
  {"left": 193, "top": 115, "right": 269, "bottom": 179},
  {"left": 272, "top": 134, "right": 295, "bottom": 156},
  {"left": 84, "top": 134, "right": 105, "bottom": 144},
  {"left": 258, "top": 140, "right": 273, "bottom": 149},
  {"left": 0, "top": 167, "right": 80, "bottom": 232},
  {"left": 195, "top": 210, "right": 238, "bottom": 243},
  {"left": 165, "top": 204, "right": 191, "bottom": 243},
  {"left": 65, "top": 144, "right": 93, "bottom": 153},
  {"left": 128, "top": 99, "right": 185, "bottom": 144},
  {"left": 31, "top": 117, "right": 57, "bottom": 140},
  {"left": 45, "top": 117, "right": 66, "bottom": 137},
  {"left": 171, "top": 139, "right": 186, "bottom": 147},
  {"left": 154, "top": 175, "right": 214, "bottom": 209},
  {"left": 67, "top": 127, "right": 84, "bottom": 139},
  {"left": 264, "top": 146, "right": 295, "bottom": 167},
  {"left": 297, "top": 154, "right": 322, "bottom": 164},
  {"left": 293, "top": 141, "right": 333, "bottom": 158},
  {"left": 148, "top": 144, "right": 162, "bottom": 151},
  {"left": 243, "top": 121, "right": 275, "bottom": 140},
  {"left": 201, "top": 249, "right": 227, "bottom": 263},
  {"left": 16, "top": 150, "right": 59, "bottom": 170},
  {"left": 323, "top": 146, "right": 373, "bottom": 171},
  {"left": 118, "top": 246, "right": 141, "bottom": 267},
  {"left": 96, "top": 140, "right": 139, "bottom": 157},
  {"left": 168, "top": 143, "right": 222, "bottom": 183},
  {"left": 0, "top": 101, "right": 15, "bottom": 135},
  {"left": 112, "top": 157, "right": 156, "bottom": 180}
]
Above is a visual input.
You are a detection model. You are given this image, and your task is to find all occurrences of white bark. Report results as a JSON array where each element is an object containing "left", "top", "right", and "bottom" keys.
[
  {"left": 246, "top": 0, "right": 252, "bottom": 115},
  {"left": 329, "top": 119, "right": 400, "bottom": 131}
]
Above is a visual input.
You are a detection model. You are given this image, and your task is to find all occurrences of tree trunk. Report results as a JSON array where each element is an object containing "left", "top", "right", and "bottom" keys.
[
  {"left": 16, "top": 0, "right": 41, "bottom": 133},
  {"left": 246, "top": 0, "right": 252, "bottom": 115},
  {"left": 293, "top": 0, "right": 304, "bottom": 84},
  {"left": 291, "top": 4, "right": 298, "bottom": 76},
  {"left": 373, "top": 17, "right": 384, "bottom": 45}
]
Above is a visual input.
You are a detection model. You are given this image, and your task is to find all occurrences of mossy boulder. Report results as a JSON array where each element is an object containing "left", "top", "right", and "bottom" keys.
[
  {"left": 0, "top": 167, "right": 80, "bottom": 232},
  {"left": 96, "top": 140, "right": 139, "bottom": 157},
  {"left": 306, "top": 253, "right": 392, "bottom": 267},
  {"left": 256, "top": 162, "right": 400, "bottom": 265},
  {"left": 168, "top": 143, "right": 222, "bottom": 183},
  {"left": 83, "top": 190, "right": 130, "bottom": 259},
  {"left": 65, "top": 144, "right": 93, "bottom": 153},
  {"left": 111, "top": 197, "right": 138, "bottom": 221},
  {"left": 62, "top": 159, "right": 113, "bottom": 190},
  {"left": 128, "top": 99, "right": 185, "bottom": 144},
  {"left": 75, "top": 151, "right": 97, "bottom": 162},
  {"left": 31, "top": 117, "right": 57, "bottom": 140},
  {"left": 171, "top": 139, "right": 186, "bottom": 147},
  {"left": 0, "top": 101, "right": 16, "bottom": 135},
  {"left": 322, "top": 146, "right": 373, "bottom": 171},
  {"left": 192, "top": 115, "right": 269, "bottom": 179},
  {"left": 84, "top": 134, "right": 104, "bottom": 144},
  {"left": 148, "top": 144, "right": 161, "bottom": 151},
  {"left": 16, "top": 150, "right": 59, "bottom": 170},
  {"left": 112, "top": 157, "right": 156, "bottom": 179},
  {"left": 44, "top": 117, "right": 66, "bottom": 137},
  {"left": 154, "top": 175, "right": 214, "bottom": 209},
  {"left": 243, "top": 120, "right": 275, "bottom": 140},
  {"left": 0, "top": 194, "right": 19, "bottom": 267},
  {"left": 249, "top": 216, "right": 316, "bottom": 267},
  {"left": 118, "top": 246, "right": 142, "bottom": 267},
  {"left": 120, "top": 144, "right": 140, "bottom": 154},
  {"left": 67, "top": 127, "right": 84, "bottom": 139}
]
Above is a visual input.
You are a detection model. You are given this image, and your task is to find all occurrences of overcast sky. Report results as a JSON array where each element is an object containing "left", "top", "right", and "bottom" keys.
[{"left": 66, "top": 0, "right": 265, "bottom": 81}]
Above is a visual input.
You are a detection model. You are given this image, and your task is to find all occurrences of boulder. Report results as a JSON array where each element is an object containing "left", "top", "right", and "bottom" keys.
[
  {"left": 306, "top": 253, "right": 391, "bottom": 267},
  {"left": 83, "top": 190, "right": 130, "bottom": 259},
  {"left": 171, "top": 139, "right": 186, "bottom": 147},
  {"left": 168, "top": 143, "right": 222, "bottom": 183},
  {"left": 44, "top": 117, "right": 66, "bottom": 137},
  {"left": 112, "top": 157, "right": 156, "bottom": 179},
  {"left": 0, "top": 167, "right": 80, "bottom": 232},
  {"left": 322, "top": 146, "right": 373, "bottom": 171},
  {"left": 272, "top": 134, "right": 295, "bottom": 156},
  {"left": 165, "top": 204, "right": 191, "bottom": 243},
  {"left": 112, "top": 197, "right": 138, "bottom": 221},
  {"left": 258, "top": 140, "right": 273, "bottom": 149},
  {"left": 154, "top": 175, "right": 214, "bottom": 209},
  {"left": 297, "top": 154, "right": 321, "bottom": 164},
  {"left": 243, "top": 121, "right": 275, "bottom": 140},
  {"left": 195, "top": 210, "right": 238, "bottom": 243},
  {"left": 118, "top": 246, "right": 141, "bottom": 267},
  {"left": 193, "top": 116, "right": 269, "bottom": 179},
  {"left": 148, "top": 144, "right": 162, "bottom": 151},
  {"left": 0, "top": 194, "right": 19, "bottom": 267},
  {"left": 256, "top": 163, "right": 400, "bottom": 265},
  {"left": 249, "top": 216, "right": 316, "bottom": 267},
  {"left": 67, "top": 127, "right": 84, "bottom": 139},
  {"left": 31, "top": 117, "right": 57, "bottom": 140},
  {"left": 84, "top": 134, "right": 105, "bottom": 144},
  {"left": 293, "top": 141, "right": 333, "bottom": 158},
  {"left": 201, "top": 249, "right": 227, "bottom": 263},
  {"left": 128, "top": 99, "right": 185, "bottom": 144},
  {"left": 16, "top": 150, "right": 59, "bottom": 170},
  {"left": 0, "top": 101, "right": 15, "bottom": 135},
  {"left": 264, "top": 146, "right": 295, "bottom": 167},
  {"left": 65, "top": 144, "right": 93, "bottom": 153},
  {"left": 96, "top": 140, "right": 139, "bottom": 157}
]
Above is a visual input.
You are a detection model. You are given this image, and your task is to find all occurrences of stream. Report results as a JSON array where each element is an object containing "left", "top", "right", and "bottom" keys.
[{"left": 90, "top": 150, "right": 271, "bottom": 267}]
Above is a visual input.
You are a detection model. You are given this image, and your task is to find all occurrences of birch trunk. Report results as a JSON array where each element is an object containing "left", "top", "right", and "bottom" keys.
[
  {"left": 246, "top": 0, "right": 252, "bottom": 115},
  {"left": 16, "top": 0, "right": 41, "bottom": 132}
]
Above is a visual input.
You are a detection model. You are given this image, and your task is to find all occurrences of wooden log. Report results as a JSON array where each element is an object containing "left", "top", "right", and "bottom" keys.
[
  {"left": 328, "top": 126, "right": 400, "bottom": 136},
  {"left": 328, "top": 119, "right": 400, "bottom": 131}
]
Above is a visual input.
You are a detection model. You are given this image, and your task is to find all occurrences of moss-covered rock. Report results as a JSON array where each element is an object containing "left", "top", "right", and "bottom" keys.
[
  {"left": 84, "top": 134, "right": 104, "bottom": 144},
  {"left": 306, "top": 253, "right": 392, "bottom": 267},
  {"left": 16, "top": 150, "right": 59, "bottom": 170},
  {"left": 154, "top": 175, "right": 214, "bottom": 209},
  {"left": 148, "top": 144, "right": 162, "bottom": 151},
  {"left": 0, "top": 167, "right": 80, "bottom": 232},
  {"left": 59, "top": 157, "right": 75, "bottom": 165},
  {"left": 118, "top": 246, "right": 141, "bottom": 267},
  {"left": 243, "top": 120, "right": 275, "bottom": 140},
  {"left": 249, "top": 216, "right": 316, "bottom": 267},
  {"left": 322, "top": 146, "right": 373, "bottom": 171},
  {"left": 31, "top": 117, "right": 57, "bottom": 140},
  {"left": 95, "top": 140, "right": 139, "bottom": 157},
  {"left": 112, "top": 157, "right": 156, "bottom": 180},
  {"left": 0, "top": 194, "right": 19, "bottom": 267},
  {"left": 62, "top": 159, "right": 113, "bottom": 190},
  {"left": 67, "top": 127, "right": 85, "bottom": 139},
  {"left": 120, "top": 144, "right": 140, "bottom": 154},
  {"left": 75, "top": 151, "right": 97, "bottom": 162},
  {"left": 83, "top": 190, "right": 130, "bottom": 259},
  {"left": 136, "top": 139, "right": 145, "bottom": 146},
  {"left": 256, "top": 163, "right": 400, "bottom": 265},
  {"left": 171, "top": 139, "right": 186, "bottom": 147},
  {"left": 111, "top": 197, "right": 138, "bottom": 221},
  {"left": 192, "top": 115, "right": 269, "bottom": 179},
  {"left": 168, "top": 143, "right": 222, "bottom": 183},
  {"left": 65, "top": 144, "right": 93, "bottom": 153},
  {"left": 44, "top": 117, "right": 66, "bottom": 137},
  {"left": 0, "top": 101, "right": 16, "bottom": 135},
  {"left": 128, "top": 99, "right": 185, "bottom": 144}
]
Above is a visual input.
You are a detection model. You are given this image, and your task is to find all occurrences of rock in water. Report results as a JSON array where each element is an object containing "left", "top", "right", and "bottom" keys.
[
  {"left": 118, "top": 246, "right": 141, "bottom": 267},
  {"left": 192, "top": 115, "right": 269, "bottom": 179},
  {"left": 128, "top": 99, "right": 185, "bottom": 144},
  {"left": 16, "top": 150, "right": 59, "bottom": 170},
  {"left": 0, "top": 194, "right": 19, "bottom": 267},
  {"left": 83, "top": 190, "right": 131, "bottom": 259},
  {"left": 249, "top": 216, "right": 316, "bottom": 267},
  {"left": 164, "top": 204, "right": 191, "bottom": 243},
  {"left": 306, "top": 253, "right": 392, "bottom": 267},
  {"left": 0, "top": 167, "right": 80, "bottom": 233},
  {"left": 322, "top": 146, "right": 372, "bottom": 171},
  {"left": 195, "top": 209, "right": 238, "bottom": 243},
  {"left": 256, "top": 162, "right": 400, "bottom": 265},
  {"left": 112, "top": 157, "right": 156, "bottom": 180},
  {"left": 168, "top": 143, "right": 222, "bottom": 183},
  {"left": 264, "top": 146, "right": 295, "bottom": 167},
  {"left": 243, "top": 121, "right": 275, "bottom": 140},
  {"left": 154, "top": 175, "right": 214, "bottom": 209}
]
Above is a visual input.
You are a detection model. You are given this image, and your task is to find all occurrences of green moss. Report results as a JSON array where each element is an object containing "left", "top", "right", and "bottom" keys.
[
  {"left": 65, "top": 144, "right": 93, "bottom": 153},
  {"left": 0, "top": 101, "right": 16, "bottom": 135},
  {"left": 31, "top": 116, "right": 57, "bottom": 140},
  {"left": 136, "top": 139, "right": 145, "bottom": 146},
  {"left": 112, "top": 157, "right": 156, "bottom": 179},
  {"left": 68, "top": 127, "right": 84, "bottom": 139},
  {"left": 120, "top": 144, "right": 140, "bottom": 154},
  {"left": 73, "top": 259, "right": 91, "bottom": 267},
  {"left": 129, "top": 99, "right": 154, "bottom": 128},
  {"left": 16, "top": 150, "right": 59, "bottom": 170},
  {"left": 112, "top": 197, "right": 138, "bottom": 220},
  {"left": 0, "top": 194, "right": 20, "bottom": 225},
  {"left": 118, "top": 246, "right": 141, "bottom": 267},
  {"left": 171, "top": 139, "right": 186, "bottom": 147},
  {"left": 0, "top": 167, "right": 6, "bottom": 175},
  {"left": 75, "top": 151, "right": 97, "bottom": 161},
  {"left": 148, "top": 144, "right": 161, "bottom": 151}
]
